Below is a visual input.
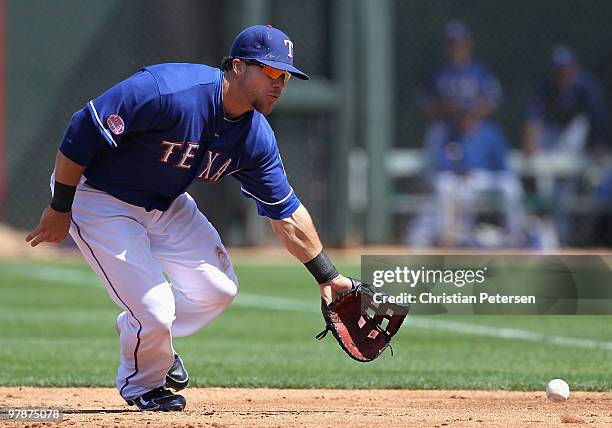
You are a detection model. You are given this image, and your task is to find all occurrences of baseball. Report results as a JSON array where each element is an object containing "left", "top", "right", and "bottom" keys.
[{"left": 546, "top": 378, "right": 570, "bottom": 401}]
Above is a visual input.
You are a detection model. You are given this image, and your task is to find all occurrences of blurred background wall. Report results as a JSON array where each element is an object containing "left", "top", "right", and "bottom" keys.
[{"left": 3, "top": 0, "right": 612, "bottom": 248}]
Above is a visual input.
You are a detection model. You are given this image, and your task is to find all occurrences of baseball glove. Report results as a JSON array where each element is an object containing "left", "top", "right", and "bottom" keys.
[{"left": 316, "top": 278, "right": 410, "bottom": 362}]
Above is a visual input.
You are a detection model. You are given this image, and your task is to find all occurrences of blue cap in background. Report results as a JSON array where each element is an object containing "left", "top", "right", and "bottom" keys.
[
  {"left": 230, "top": 25, "right": 310, "bottom": 80},
  {"left": 445, "top": 20, "right": 471, "bottom": 41},
  {"left": 551, "top": 45, "right": 577, "bottom": 68}
]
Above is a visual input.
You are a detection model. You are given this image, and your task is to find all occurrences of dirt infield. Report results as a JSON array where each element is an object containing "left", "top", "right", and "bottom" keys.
[{"left": 1, "top": 388, "right": 611, "bottom": 427}]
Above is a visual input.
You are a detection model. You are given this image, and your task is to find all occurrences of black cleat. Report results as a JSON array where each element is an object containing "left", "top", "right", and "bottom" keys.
[
  {"left": 165, "top": 354, "right": 189, "bottom": 391},
  {"left": 125, "top": 387, "right": 186, "bottom": 411}
]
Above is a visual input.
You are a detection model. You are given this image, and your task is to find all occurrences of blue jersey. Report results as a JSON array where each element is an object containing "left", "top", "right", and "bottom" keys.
[
  {"left": 420, "top": 59, "right": 502, "bottom": 112},
  {"left": 528, "top": 70, "right": 608, "bottom": 144},
  {"left": 59, "top": 63, "right": 300, "bottom": 219},
  {"left": 435, "top": 121, "right": 509, "bottom": 174}
]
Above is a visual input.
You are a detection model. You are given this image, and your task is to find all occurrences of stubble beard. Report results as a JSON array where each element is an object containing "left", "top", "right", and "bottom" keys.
[
  {"left": 245, "top": 79, "right": 275, "bottom": 115},
  {"left": 253, "top": 98, "right": 275, "bottom": 115},
  {"left": 250, "top": 88, "right": 275, "bottom": 115}
]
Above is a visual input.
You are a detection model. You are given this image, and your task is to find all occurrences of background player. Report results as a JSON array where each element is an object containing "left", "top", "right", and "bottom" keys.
[
  {"left": 425, "top": 100, "right": 523, "bottom": 247},
  {"left": 409, "top": 20, "right": 522, "bottom": 247},
  {"left": 418, "top": 19, "right": 502, "bottom": 162},
  {"left": 25, "top": 25, "right": 353, "bottom": 411},
  {"left": 522, "top": 45, "right": 610, "bottom": 245}
]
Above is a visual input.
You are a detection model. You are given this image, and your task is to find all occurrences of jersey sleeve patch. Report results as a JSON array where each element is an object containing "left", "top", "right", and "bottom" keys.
[
  {"left": 106, "top": 114, "right": 125, "bottom": 135},
  {"left": 88, "top": 100, "right": 118, "bottom": 147},
  {"left": 86, "top": 70, "right": 162, "bottom": 148}
]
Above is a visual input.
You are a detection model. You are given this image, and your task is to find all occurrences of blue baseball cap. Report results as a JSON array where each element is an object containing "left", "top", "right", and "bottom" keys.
[
  {"left": 445, "top": 20, "right": 470, "bottom": 41},
  {"left": 551, "top": 45, "right": 577, "bottom": 68},
  {"left": 230, "top": 25, "right": 310, "bottom": 80}
]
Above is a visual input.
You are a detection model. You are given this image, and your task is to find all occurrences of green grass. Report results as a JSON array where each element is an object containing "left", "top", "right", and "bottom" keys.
[{"left": 1, "top": 259, "right": 611, "bottom": 390}]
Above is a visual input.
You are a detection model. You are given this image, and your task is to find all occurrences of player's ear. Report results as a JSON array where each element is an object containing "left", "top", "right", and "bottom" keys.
[{"left": 233, "top": 59, "right": 246, "bottom": 77}]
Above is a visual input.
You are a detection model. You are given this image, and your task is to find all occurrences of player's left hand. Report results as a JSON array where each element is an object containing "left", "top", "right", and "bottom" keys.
[
  {"left": 319, "top": 274, "right": 354, "bottom": 304},
  {"left": 316, "top": 277, "right": 410, "bottom": 362}
]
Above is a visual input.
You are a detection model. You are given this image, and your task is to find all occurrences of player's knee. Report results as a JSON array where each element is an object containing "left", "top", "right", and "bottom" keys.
[
  {"left": 213, "top": 277, "right": 238, "bottom": 307},
  {"left": 147, "top": 318, "right": 173, "bottom": 335},
  {"left": 185, "top": 272, "right": 238, "bottom": 309},
  {"left": 141, "top": 311, "right": 175, "bottom": 334}
]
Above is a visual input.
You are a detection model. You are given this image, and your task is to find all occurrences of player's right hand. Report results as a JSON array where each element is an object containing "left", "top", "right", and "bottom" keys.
[
  {"left": 25, "top": 206, "right": 72, "bottom": 247},
  {"left": 319, "top": 274, "right": 354, "bottom": 305}
]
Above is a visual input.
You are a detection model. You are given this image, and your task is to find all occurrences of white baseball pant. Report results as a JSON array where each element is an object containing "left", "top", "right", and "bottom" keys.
[{"left": 53, "top": 176, "right": 238, "bottom": 399}]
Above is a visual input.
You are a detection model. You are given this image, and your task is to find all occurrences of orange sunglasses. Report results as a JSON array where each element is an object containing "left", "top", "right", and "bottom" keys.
[{"left": 243, "top": 59, "right": 291, "bottom": 83}]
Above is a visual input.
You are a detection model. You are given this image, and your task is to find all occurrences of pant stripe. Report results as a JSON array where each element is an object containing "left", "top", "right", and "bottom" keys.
[{"left": 71, "top": 216, "right": 143, "bottom": 398}]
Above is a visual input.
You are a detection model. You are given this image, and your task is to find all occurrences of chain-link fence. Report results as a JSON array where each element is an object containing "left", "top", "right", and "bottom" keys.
[
  {"left": 394, "top": 0, "right": 612, "bottom": 249},
  {"left": 4, "top": 0, "right": 612, "bottom": 248},
  {"left": 6, "top": 0, "right": 225, "bottom": 228}
]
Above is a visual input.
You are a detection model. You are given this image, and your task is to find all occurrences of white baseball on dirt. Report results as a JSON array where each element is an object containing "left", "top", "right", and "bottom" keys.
[{"left": 546, "top": 378, "right": 570, "bottom": 401}]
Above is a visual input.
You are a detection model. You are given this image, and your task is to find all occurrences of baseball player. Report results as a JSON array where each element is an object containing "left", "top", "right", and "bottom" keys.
[
  {"left": 523, "top": 45, "right": 608, "bottom": 156},
  {"left": 26, "top": 25, "right": 353, "bottom": 411},
  {"left": 410, "top": 20, "right": 514, "bottom": 247},
  {"left": 430, "top": 107, "right": 524, "bottom": 247},
  {"left": 523, "top": 46, "right": 610, "bottom": 245},
  {"left": 418, "top": 20, "right": 502, "bottom": 166}
]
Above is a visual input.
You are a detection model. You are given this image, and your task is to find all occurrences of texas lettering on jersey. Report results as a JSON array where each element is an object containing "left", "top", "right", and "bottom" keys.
[
  {"left": 158, "top": 141, "right": 233, "bottom": 182},
  {"left": 60, "top": 63, "right": 300, "bottom": 218},
  {"left": 197, "top": 151, "right": 232, "bottom": 182}
]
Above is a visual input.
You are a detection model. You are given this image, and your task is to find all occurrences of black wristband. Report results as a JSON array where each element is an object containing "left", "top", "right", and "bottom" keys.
[
  {"left": 304, "top": 251, "right": 339, "bottom": 284},
  {"left": 50, "top": 181, "right": 77, "bottom": 213}
]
